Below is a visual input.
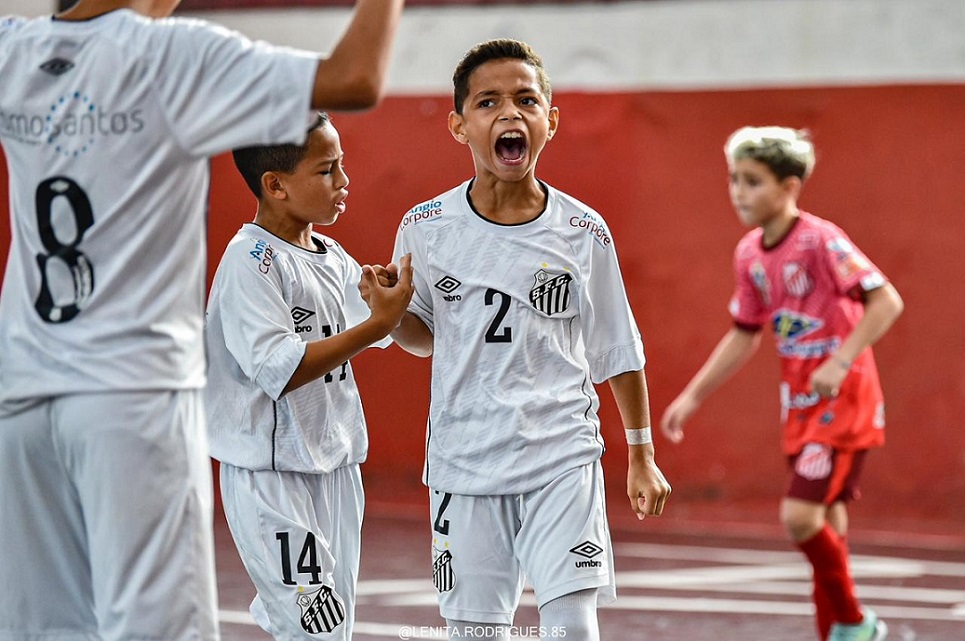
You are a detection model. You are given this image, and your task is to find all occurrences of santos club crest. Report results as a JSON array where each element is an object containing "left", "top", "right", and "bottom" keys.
[
  {"left": 297, "top": 585, "right": 345, "bottom": 634},
  {"left": 529, "top": 269, "right": 572, "bottom": 316},
  {"left": 432, "top": 547, "right": 455, "bottom": 593}
]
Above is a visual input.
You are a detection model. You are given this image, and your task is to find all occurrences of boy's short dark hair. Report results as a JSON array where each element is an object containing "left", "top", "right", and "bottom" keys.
[
  {"left": 452, "top": 39, "right": 552, "bottom": 114},
  {"left": 233, "top": 112, "right": 330, "bottom": 198}
]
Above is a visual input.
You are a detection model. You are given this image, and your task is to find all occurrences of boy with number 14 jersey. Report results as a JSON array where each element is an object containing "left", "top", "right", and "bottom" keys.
[{"left": 205, "top": 113, "right": 413, "bottom": 640}]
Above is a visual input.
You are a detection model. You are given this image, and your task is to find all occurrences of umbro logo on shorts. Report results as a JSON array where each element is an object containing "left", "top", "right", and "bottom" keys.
[
  {"left": 569, "top": 540, "right": 604, "bottom": 568},
  {"left": 297, "top": 585, "right": 344, "bottom": 634}
]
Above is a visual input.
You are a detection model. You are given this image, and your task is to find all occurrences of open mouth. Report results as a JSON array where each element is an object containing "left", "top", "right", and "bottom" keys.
[{"left": 495, "top": 131, "right": 527, "bottom": 164}]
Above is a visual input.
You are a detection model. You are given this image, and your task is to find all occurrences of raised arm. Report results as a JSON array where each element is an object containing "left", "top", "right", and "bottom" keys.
[
  {"left": 660, "top": 326, "right": 762, "bottom": 444},
  {"left": 284, "top": 255, "right": 414, "bottom": 394},
  {"left": 357, "top": 259, "right": 433, "bottom": 358},
  {"left": 311, "top": 0, "right": 405, "bottom": 110},
  {"left": 608, "top": 369, "right": 672, "bottom": 520}
]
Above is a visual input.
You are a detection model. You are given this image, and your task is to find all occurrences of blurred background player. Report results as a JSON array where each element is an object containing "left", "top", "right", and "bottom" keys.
[
  {"left": 661, "top": 126, "right": 902, "bottom": 641},
  {"left": 205, "top": 112, "right": 413, "bottom": 640},
  {"left": 0, "top": 1, "right": 403, "bottom": 640},
  {"left": 373, "top": 39, "right": 671, "bottom": 640}
]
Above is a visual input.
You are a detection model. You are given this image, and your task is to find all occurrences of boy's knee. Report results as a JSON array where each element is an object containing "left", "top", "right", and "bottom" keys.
[
  {"left": 780, "top": 500, "right": 826, "bottom": 542},
  {"left": 538, "top": 589, "right": 599, "bottom": 641}
]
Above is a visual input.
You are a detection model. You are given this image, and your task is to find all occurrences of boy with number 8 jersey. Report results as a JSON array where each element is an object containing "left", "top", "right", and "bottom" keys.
[
  {"left": 0, "top": 2, "right": 403, "bottom": 640},
  {"left": 369, "top": 39, "right": 672, "bottom": 639}
]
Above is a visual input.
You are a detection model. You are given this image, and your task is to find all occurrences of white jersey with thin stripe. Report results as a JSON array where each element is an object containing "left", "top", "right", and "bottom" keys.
[
  {"left": 0, "top": 11, "right": 318, "bottom": 409},
  {"left": 205, "top": 223, "right": 383, "bottom": 474},
  {"left": 394, "top": 180, "right": 646, "bottom": 495}
]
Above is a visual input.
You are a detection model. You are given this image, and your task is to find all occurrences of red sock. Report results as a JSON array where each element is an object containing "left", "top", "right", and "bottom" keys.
[
  {"left": 797, "top": 524, "right": 862, "bottom": 633},
  {"left": 813, "top": 576, "right": 834, "bottom": 640}
]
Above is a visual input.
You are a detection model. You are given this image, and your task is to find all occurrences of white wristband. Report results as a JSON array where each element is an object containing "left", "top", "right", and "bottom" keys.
[{"left": 625, "top": 427, "right": 653, "bottom": 445}]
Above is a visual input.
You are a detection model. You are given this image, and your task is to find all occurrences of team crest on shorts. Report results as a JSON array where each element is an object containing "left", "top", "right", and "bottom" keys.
[
  {"left": 529, "top": 268, "right": 573, "bottom": 316},
  {"left": 432, "top": 547, "right": 455, "bottom": 593},
  {"left": 297, "top": 585, "right": 345, "bottom": 634},
  {"left": 795, "top": 444, "right": 833, "bottom": 481}
]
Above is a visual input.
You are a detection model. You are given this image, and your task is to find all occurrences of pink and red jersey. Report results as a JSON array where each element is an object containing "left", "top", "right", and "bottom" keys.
[{"left": 729, "top": 211, "right": 888, "bottom": 455}]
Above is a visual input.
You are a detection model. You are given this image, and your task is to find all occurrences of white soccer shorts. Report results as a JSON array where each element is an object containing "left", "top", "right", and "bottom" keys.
[
  {"left": 0, "top": 390, "right": 219, "bottom": 641},
  {"left": 428, "top": 460, "right": 615, "bottom": 624},
  {"left": 219, "top": 462, "right": 364, "bottom": 641}
]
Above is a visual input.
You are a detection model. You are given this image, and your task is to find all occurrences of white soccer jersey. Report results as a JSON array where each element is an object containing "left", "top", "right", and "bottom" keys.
[
  {"left": 394, "top": 180, "right": 646, "bottom": 495},
  {"left": 0, "top": 11, "right": 317, "bottom": 408},
  {"left": 205, "top": 224, "right": 383, "bottom": 474}
]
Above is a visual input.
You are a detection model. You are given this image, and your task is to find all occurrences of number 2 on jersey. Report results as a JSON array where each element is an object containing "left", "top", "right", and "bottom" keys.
[
  {"left": 34, "top": 177, "right": 95, "bottom": 323},
  {"left": 484, "top": 288, "right": 513, "bottom": 343}
]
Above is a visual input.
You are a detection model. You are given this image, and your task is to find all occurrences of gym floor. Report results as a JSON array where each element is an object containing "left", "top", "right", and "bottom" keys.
[{"left": 215, "top": 484, "right": 965, "bottom": 641}]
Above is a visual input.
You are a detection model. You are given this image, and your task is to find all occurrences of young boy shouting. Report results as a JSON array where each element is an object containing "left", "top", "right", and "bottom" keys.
[{"left": 373, "top": 39, "right": 671, "bottom": 639}]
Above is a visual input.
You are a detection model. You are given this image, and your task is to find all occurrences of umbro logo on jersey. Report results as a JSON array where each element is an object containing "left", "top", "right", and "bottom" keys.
[
  {"left": 39, "top": 58, "right": 75, "bottom": 76},
  {"left": 291, "top": 306, "right": 315, "bottom": 333},
  {"left": 570, "top": 540, "right": 604, "bottom": 568},
  {"left": 529, "top": 269, "right": 572, "bottom": 316},
  {"left": 297, "top": 585, "right": 345, "bottom": 634},
  {"left": 435, "top": 276, "right": 462, "bottom": 302}
]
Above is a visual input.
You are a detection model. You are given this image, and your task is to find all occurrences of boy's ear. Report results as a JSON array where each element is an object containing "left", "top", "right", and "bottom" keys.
[
  {"left": 260, "top": 171, "right": 287, "bottom": 200},
  {"left": 546, "top": 105, "right": 560, "bottom": 140},
  {"left": 781, "top": 175, "right": 803, "bottom": 199},
  {"left": 448, "top": 111, "right": 469, "bottom": 145}
]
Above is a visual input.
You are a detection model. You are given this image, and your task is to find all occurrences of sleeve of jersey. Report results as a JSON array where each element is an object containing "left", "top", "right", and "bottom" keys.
[
  {"left": 580, "top": 237, "right": 646, "bottom": 384},
  {"left": 821, "top": 230, "right": 888, "bottom": 296},
  {"left": 392, "top": 218, "right": 434, "bottom": 333},
  {"left": 150, "top": 19, "right": 317, "bottom": 157},
  {"left": 217, "top": 248, "right": 306, "bottom": 401},
  {"left": 340, "top": 248, "right": 392, "bottom": 350},
  {"left": 728, "top": 243, "right": 765, "bottom": 331}
]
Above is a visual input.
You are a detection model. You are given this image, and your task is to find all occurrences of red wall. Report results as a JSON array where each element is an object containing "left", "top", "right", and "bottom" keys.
[{"left": 3, "top": 84, "right": 963, "bottom": 528}]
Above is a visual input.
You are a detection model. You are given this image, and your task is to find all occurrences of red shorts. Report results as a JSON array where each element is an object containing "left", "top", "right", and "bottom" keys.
[{"left": 786, "top": 444, "right": 867, "bottom": 505}]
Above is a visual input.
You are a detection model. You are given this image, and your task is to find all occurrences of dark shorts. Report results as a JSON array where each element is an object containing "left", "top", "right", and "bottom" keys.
[{"left": 786, "top": 443, "right": 867, "bottom": 505}]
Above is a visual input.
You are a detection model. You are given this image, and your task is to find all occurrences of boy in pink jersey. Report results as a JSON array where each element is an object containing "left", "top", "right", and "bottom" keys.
[{"left": 661, "top": 126, "right": 903, "bottom": 641}]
